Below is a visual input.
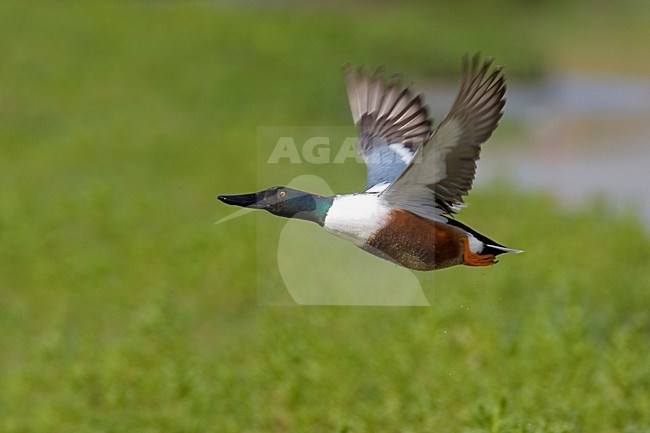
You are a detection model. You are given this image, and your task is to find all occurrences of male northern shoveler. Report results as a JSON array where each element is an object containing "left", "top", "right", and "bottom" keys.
[{"left": 219, "top": 54, "right": 522, "bottom": 271}]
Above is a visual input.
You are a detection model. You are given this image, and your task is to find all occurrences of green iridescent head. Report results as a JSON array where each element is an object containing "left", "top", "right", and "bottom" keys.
[{"left": 218, "top": 186, "right": 333, "bottom": 226}]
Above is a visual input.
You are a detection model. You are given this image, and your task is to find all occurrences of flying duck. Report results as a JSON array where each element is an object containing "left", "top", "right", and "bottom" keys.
[{"left": 219, "top": 54, "right": 522, "bottom": 271}]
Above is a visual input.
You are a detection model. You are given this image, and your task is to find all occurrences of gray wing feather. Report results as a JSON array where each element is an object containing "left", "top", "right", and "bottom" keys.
[
  {"left": 344, "top": 65, "right": 433, "bottom": 190},
  {"left": 380, "top": 54, "right": 506, "bottom": 218}
]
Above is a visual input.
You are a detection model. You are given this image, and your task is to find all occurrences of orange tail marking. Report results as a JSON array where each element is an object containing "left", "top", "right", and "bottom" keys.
[{"left": 462, "top": 237, "right": 497, "bottom": 267}]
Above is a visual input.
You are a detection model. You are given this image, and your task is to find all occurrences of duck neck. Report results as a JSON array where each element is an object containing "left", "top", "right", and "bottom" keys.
[
  {"left": 271, "top": 194, "right": 334, "bottom": 226},
  {"left": 300, "top": 195, "right": 334, "bottom": 226}
]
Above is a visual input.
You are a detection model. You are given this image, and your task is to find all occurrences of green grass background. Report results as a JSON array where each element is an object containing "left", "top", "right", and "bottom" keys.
[{"left": 1, "top": 1, "right": 649, "bottom": 432}]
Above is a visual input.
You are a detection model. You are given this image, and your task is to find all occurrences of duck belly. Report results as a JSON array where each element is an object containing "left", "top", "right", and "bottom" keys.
[{"left": 364, "top": 210, "right": 465, "bottom": 271}]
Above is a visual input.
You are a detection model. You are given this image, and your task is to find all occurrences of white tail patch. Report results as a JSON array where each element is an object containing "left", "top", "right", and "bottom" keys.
[
  {"left": 487, "top": 244, "right": 524, "bottom": 254},
  {"left": 467, "top": 235, "right": 483, "bottom": 253}
]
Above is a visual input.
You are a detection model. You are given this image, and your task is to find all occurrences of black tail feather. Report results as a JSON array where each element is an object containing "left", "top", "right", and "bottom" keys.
[{"left": 445, "top": 218, "right": 510, "bottom": 256}]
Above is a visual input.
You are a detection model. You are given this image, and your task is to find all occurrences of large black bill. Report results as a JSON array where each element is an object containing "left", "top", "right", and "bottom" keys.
[{"left": 218, "top": 192, "right": 264, "bottom": 208}]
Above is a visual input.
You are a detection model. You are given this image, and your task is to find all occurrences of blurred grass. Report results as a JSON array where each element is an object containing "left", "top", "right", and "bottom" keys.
[{"left": 0, "top": 1, "right": 649, "bottom": 432}]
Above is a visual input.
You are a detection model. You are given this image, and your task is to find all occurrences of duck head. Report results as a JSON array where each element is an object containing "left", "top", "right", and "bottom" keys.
[{"left": 218, "top": 186, "right": 333, "bottom": 226}]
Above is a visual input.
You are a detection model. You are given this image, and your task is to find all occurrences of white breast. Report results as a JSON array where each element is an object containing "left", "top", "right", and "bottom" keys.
[{"left": 323, "top": 194, "right": 391, "bottom": 246}]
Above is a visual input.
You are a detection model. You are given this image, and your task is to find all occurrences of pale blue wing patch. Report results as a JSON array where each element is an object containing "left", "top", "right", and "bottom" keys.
[{"left": 361, "top": 139, "right": 413, "bottom": 190}]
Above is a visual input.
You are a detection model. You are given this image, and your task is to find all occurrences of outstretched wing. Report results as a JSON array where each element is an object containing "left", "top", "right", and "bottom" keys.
[
  {"left": 344, "top": 66, "right": 433, "bottom": 191},
  {"left": 380, "top": 54, "right": 506, "bottom": 218}
]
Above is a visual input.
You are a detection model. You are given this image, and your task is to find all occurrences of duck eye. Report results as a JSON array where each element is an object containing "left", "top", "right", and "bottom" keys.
[{"left": 279, "top": 190, "right": 286, "bottom": 198}]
